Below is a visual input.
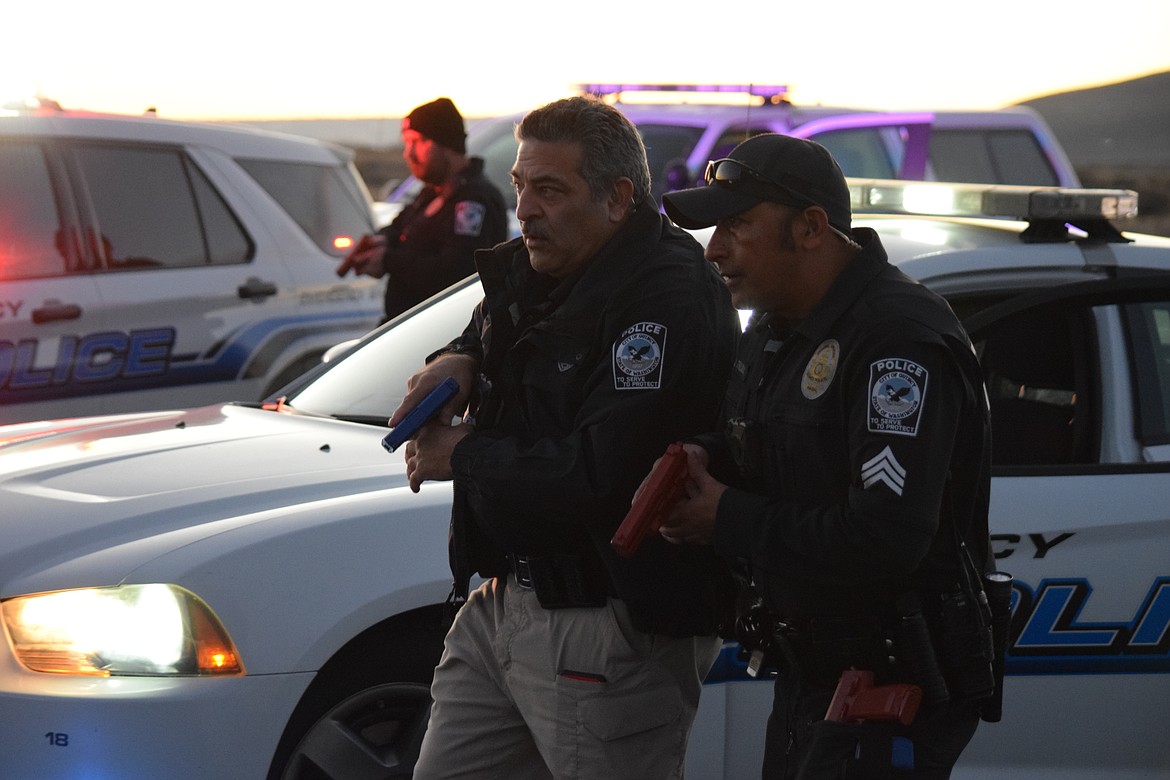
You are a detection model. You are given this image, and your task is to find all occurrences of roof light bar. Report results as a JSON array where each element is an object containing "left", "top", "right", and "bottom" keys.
[
  {"left": 578, "top": 84, "right": 789, "bottom": 100},
  {"left": 847, "top": 179, "right": 1139, "bottom": 222}
]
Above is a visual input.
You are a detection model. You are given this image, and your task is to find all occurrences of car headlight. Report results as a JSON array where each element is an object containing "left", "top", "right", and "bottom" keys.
[{"left": 1, "top": 584, "right": 244, "bottom": 676}]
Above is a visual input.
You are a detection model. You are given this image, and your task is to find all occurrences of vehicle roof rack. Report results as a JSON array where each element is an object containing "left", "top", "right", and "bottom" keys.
[
  {"left": 577, "top": 83, "right": 790, "bottom": 105},
  {"left": 846, "top": 179, "right": 1139, "bottom": 243}
]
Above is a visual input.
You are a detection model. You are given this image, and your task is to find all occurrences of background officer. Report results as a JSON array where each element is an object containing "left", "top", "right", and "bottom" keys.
[
  {"left": 658, "top": 135, "right": 997, "bottom": 778},
  {"left": 392, "top": 96, "right": 741, "bottom": 779},
  {"left": 338, "top": 97, "right": 507, "bottom": 323}
]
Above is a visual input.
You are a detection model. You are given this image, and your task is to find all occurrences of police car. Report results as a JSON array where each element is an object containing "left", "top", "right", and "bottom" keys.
[
  {"left": 1, "top": 180, "right": 1168, "bottom": 779},
  {"left": 385, "top": 83, "right": 1081, "bottom": 223},
  {"left": 0, "top": 100, "right": 384, "bottom": 426}
]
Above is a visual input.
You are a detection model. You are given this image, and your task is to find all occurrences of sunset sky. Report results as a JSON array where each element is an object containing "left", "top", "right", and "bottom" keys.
[{"left": 5, "top": 0, "right": 1169, "bottom": 121}]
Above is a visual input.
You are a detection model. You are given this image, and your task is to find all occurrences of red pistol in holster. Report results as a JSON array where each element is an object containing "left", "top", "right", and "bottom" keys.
[
  {"left": 611, "top": 442, "right": 688, "bottom": 558},
  {"left": 825, "top": 670, "right": 922, "bottom": 726}
]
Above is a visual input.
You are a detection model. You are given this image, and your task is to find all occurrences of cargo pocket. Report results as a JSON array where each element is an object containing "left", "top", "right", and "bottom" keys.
[
  {"left": 580, "top": 686, "right": 682, "bottom": 741},
  {"left": 551, "top": 684, "right": 687, "bottom": 779}
]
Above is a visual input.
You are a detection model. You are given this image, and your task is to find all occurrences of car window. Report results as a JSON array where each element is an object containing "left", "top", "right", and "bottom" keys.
[
  {"left": 638, "top": 124, "right": 707, "bottom": 200},
  {"left": 976, "top": 299, "right": 1096, "bottom": 466},
  {"left": 929, "top": 129, "right": 1059, "bottom": 186},
  {"left": 236, "top": 158, "right": 373, "bottom": 257},
  {"left": 1125, "top": 300, "right": 1170, "bottom": 447},
  {"left": 0, "top": 141, "right": 72, "bottom": 279},
  {"left": 73, "top": 143, "right": 253, "bottom": 270},
  {"left": 709, "top": 125, "right": 774, "bottom": 162},
  {"left": 466, "top": 117, "right": 522, "bottom": 212},
  {"left": 807, "top": 128, "right": 898, "bottom": 179}
]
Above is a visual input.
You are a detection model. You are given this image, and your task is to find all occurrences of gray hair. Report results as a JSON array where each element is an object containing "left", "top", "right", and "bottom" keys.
[{"left": 516, "top": 96, "right": 652, "bottom": 204}]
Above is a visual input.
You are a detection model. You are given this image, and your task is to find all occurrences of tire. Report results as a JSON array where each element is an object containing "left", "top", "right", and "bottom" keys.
[
  {"left": 268, "top": 607, "right": 446, "bottom": 780},
  {"left": 279, "top": 681, "right": 432, "bottom": 780}
]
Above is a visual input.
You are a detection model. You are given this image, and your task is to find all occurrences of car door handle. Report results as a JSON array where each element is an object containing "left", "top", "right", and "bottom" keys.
[
  {"left": 238, "top": 277, "right": 279, "bottom": 300},
  {"left": 32, "top": 300, "right": 83, "bottom": 324}
]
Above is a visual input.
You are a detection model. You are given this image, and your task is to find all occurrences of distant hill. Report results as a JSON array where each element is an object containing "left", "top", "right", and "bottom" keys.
[{"left": 1018, "top": 70, "right": 1170, "bottom": 167}]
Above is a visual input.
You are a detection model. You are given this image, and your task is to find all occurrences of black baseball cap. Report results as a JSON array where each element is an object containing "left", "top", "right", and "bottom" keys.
[{"left": 663, "top": 134, "right": 852, "bottom": 237}]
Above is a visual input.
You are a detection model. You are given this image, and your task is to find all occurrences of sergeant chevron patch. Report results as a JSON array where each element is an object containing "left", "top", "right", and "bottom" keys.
[{"left": 861, "top": 445, "right": 906, "bottom": 495}]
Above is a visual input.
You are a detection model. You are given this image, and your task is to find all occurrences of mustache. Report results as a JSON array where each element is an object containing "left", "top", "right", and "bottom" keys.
[{"left": 521, "top": 223, "right": 550, "bottom": 241}]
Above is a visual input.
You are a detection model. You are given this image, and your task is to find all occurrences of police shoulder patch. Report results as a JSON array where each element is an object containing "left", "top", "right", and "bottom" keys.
[
  {"left": 613, "top": 322, "right": 666, "bottom": 389},
  {"left": 867, "top": 357, "right": 928, "bottom": 437},
  {"left": 453, "top": 200, "right": 487, "bottom": 237}
]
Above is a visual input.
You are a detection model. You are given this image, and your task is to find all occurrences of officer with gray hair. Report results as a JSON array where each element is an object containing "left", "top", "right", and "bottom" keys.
[{"left": 395, "top": 95, "right": 741, "bottom": 779}]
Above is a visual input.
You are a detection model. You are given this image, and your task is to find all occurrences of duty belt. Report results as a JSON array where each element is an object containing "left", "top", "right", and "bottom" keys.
[
  {"left": 506, "top": 553, "right": 610, "bottom": 609},
  {"left": 509, "top": 554, "right": 536, "bottom": 590}
]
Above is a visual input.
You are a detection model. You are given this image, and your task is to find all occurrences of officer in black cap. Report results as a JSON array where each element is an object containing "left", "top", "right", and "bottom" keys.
[
  {"left": 654, "top": 134, "right": 1001, "bottom": 777},
  {"left": 339, "top": 97, "right": 507, "bottom": 322}
]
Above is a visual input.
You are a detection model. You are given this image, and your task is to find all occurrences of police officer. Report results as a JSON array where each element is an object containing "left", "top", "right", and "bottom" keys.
[
  {"left": 339, "top": 97, "right": 508, "bottom": 323},
  {"left": 657, "top": 135, "right": 997, "bottom": 778},
  {"left": 393, "top": 96, "right": 741, "bottom": 779}
]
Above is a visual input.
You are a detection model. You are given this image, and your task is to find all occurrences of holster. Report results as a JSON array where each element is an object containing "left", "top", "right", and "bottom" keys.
[{"left": 797, "top": 721, "right": 914, "bottom": 779}]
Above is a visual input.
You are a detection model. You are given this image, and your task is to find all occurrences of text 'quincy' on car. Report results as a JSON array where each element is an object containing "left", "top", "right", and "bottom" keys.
[
  {"left": 0, "top": 98, "right": 385, "bottom": 427},
  {"left": 1, "top": 178, "right": 1169, "bottom": 779}
]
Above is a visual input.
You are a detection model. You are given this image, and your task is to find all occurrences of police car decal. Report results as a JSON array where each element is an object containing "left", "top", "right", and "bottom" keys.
[
  {"left": 453, "top": 200, "right": 487, "bottom": 237},
  {"left": 868, "top": 358, "right": 927, "bottom": 437},
  {"left": 802, "top": 339, "right": 839, "bottom": 400},
  {"left": 0, "top": 309, "right": 379, "bottom": 405},
  {"left": 707, "top": 570, "right": 1170, "bottom": 683},
  {"left": 613, "top": 322, "right": 665, "bottom": 390}
]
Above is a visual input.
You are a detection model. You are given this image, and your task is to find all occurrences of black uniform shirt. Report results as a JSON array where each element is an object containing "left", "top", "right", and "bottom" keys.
[
  {"left": 378, "top": 157, "right": 508, "bottom": 322},
  {"left": 704, "top": 228, "right": 992, "bottom": 620},
  {"left": 439, "top": 199, "right": 742, "bottom": 635}
]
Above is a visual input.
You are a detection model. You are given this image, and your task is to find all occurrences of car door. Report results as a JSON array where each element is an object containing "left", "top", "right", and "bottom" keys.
[
  {"left": 0, "top": 136, "right": 110, "bottom": 424},
  {"left": 73, "top": 140, "right": 299, "bottom": 413},
  {"left": 955, "top": 274, "right": 1170, "bottom": 777}
]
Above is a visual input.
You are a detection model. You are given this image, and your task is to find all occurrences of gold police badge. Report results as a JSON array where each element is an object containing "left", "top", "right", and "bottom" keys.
[{"left": 802, "top": 339, "right": 840, "bottom": 400}]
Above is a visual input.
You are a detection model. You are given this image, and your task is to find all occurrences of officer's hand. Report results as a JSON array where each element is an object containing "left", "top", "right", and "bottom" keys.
[
  {"left": 388, "top": 353, "right": 478, "bottom": 429},
  {"left": 404, "top": 421, "right": 472, "bottom": 493},
  {"left": 336, "top": 234, "right": 387, "bottom": 278},
  {"left": 658, "top": 446, "right": 725, "bottom": 546}
]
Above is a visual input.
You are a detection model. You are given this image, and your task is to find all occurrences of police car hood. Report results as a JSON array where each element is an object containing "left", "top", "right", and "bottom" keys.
[{"left": 0, "top": 404, "right": 407, "bottom": 597}]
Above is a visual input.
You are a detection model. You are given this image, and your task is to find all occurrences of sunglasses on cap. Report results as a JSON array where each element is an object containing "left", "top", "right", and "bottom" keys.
[
  {"left": 705, "top": 157, "right": 859, "bottom": 247},
  {"left": 703, "top": 158, "right": 814, "bottom": 209}
]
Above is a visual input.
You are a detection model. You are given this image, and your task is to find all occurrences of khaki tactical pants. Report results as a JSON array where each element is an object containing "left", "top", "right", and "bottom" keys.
[{"left": 413, "top": 575, "right": 722, "bottom": 780}]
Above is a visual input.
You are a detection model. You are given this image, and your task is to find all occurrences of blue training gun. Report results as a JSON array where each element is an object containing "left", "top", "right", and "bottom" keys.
[
  {"left": 610, "top": 442, "right": 688, "bottom": 558},
  {"left": 381, "top": 377, "right": 460, "bottom": 453}
]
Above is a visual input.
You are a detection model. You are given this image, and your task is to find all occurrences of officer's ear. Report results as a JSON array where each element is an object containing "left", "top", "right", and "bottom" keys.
[
  {"left": 606, "top": 178, "right": 636, "bottom": 223},
  {"left": 797, "top": 207, "right": 832, "bottom": 248}
]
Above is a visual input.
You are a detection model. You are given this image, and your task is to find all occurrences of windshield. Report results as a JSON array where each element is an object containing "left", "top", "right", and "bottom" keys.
[{"left": 286, "top": 279, "right": 483, "bottom": 420}]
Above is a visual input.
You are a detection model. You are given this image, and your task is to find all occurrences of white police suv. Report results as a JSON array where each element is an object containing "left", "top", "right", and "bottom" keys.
[
  {"left": 1, "top": 180, "right": 1167, "bottom": 779},
  {"left": 386, "top": 83, "right": 1081, "bottom": 224},
  {"left": 0, "top": 101, "right": 383, "bottom": 426}
]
